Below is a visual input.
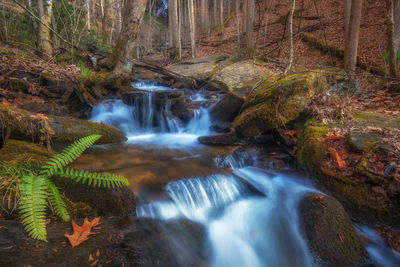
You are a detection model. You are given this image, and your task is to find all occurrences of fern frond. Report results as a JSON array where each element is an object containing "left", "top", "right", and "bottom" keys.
[
  {"left": 55, "top": 168, "right": 129, "bottom": 188},
  {"left": 46, "top": 179, "right": 70, "bottom": 222},
  {"left": 19, "top": 174, "right": 48, "bottom": 241},
  {"left": 40, "top": 135, "right": 102, "bottom": 177}
]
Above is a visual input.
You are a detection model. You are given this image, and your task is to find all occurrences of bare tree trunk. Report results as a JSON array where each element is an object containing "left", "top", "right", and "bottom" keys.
[
  {"left": 100, "top": 0, "right": 148, "bottom": 73},
  {"left": 219, "top": 0, "right": 223, "bottom": 33},
  {"left": 344, "top": 0, "right": 363, "bottom": 76},
  {"left": 285, "top": 0, "right": 295, "bottom": 74},
  {"left": 344, "top": 0, "right": 351, "bottom": 37},
  {"left": 386, "top": 0, "right": 398, "bottom": 78},
  {"left": 214, "top": 0, "right": 218, "bottom": 28},
  {"left": 116, "top": 0, "right": 122, "bottom": 33},
  {"left": 236, "top": 0, "right": 240, "bottom": 48},
  {"left": 178, "top": 0, "right": 182, "bottom": 59},
  {"left": 84, "top": 0, "right": 91, "bottom": 29},
  {"left": 245, "top": 0, "right": 255, "bottom": 49},
  {"left": 101, "top": 0, "right": 109, "bottom": 43},
  {"left": 394, "top": 0, "right": 400, "bottom": 51},
  {"left": 37, "top": 0, "right": 53, "bottom": 59},
  {"left": 188, "top": 0, "right": 196, "bottom": 58}
]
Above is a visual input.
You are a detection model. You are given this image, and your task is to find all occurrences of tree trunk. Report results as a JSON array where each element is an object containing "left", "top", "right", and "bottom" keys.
[
  {"left": 101, "top": 0, "right": 148, "bottom": 73},
  {"left": 116, "top": 0, "right": 122, "bottom": 33},
  {"left": 37, "top": 0, "right": 53, "bottom": 59},
  {"left": 101, "top": 0, "right": 109, "bottom": 43},
  {"left": 344, "top": 0, "right": 351, "bottom": 38},
  {"left": 245, "top": 0, "right": 255, "bottom": 49},
  {"left": 394, "top": 0, "right": 400, "bottom": 51},
  {"left": 219, "top": 0, "right": 223, "bottom": 33},
  {"left": 85, "top": 0, "right": 91, "bottom": 29},
  {"left": 236, "top": 0, "right": 240, "bottom": 48},
  {"left": 285, "top": 0, "right": 296, "bottom": 74},
  {"left": 386, "top": 0, "right": 398, "bottom": 78},
  {"left": 344, "top": 0, "right": 363, "bottom": 75},
  {"left": 188, "top": 0, "right": 196, "bottom": 58}
]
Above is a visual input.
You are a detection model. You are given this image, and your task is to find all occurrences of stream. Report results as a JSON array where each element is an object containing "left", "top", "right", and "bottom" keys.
[{"left": 79, "top": 81, "right": 400, "bottom": 266}]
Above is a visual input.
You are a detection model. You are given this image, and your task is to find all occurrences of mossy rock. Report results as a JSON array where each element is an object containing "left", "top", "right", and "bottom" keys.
[
  {"left": 297, "top": 122, "right": 400, "bottom": 226},
  {"left": 0, "top": 104, "right": 127, "bottom": 147},
  {"left": 0, "top": 139, "right": 54, "bottom": 166},
  {"left": 234, "top": 70, "right": 329, "bottom": 137},
  {"left": 167, "top": 54, "right": 229, "bottom": 80},
  {"left": 350, "top": 110, "right": 400, "bottom": 130},
  {"left": 300, "top": 194, "right": 371, "bottom": 266},
  {"left": 210, "top": 59, "right": 278, "bottom": 92}
]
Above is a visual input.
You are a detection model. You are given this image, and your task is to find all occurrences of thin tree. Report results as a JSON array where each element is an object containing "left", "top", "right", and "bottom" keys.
[
  {"left": 37, "top": 0, "right": 53, "bottom": 59},
  {"left": 344, "top": 0, "right": 351, "bottom": 38},
  {"left": 344, "top": 0, "right": 363, "bottom": 76},
  {"left": 188, "top": 0, "right": 196, "bottom": 58},
  {"left": 394, "top": 0, "right": 400, "bottom": 51},
  {"left": 245, "top": 0, "right": 255, "bottom": 49},
  {"left": 236, "top": 0, "right": 240, "bottom": 48},
  {"left": 385, "top": 0, "right": 398, "bottom": 78},
  {"left": 285, "top": 0, "right": 295, "bottom": 75}
]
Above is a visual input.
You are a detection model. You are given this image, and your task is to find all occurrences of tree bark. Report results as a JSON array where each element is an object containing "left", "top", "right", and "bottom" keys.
[
  {"left": 344, "top": 0, "right": 351, "bottom": 38},
  {"left": 245, "top": 0, "right": 255, "bottom": 49},
  {"left": 236, "top": 0, "right": 240, "bottom": 48},
  {"left": 344, "top": 0, "right": 363, "bottom": 76},
  {"left": 394, "top": 0, "right": 400, "bottom": 51},
  {"left": 188, "top": 0, "right": 196, "bottom": 58},
  {"left": 100, "top": 0, "right": 148, "bottom": 73},
  {"left": 386, "top": 0, "right": 398, "bottom": 78},
  {"left": 285, "top": 0, "right": 296, "bottom": 74},
  {"left": 37, "top": 0, "right": 53, "bottom": 59}
]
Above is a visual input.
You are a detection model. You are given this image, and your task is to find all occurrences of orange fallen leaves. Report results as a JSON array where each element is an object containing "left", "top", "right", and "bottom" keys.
[
  {"left": 328, "top": 147, "right": 347, "bottom": 169},
  {"left": 394, "top": 171, "right": 400, "bottom": 183},
  {"left": 338, "top": 233, "right": 345, "bottom": 242},
  {"left": 65, "top": 217, "right": 101, "bottom": 248},
  {"left": 314, "top": 194, "right": 325, "bottom": 199},
  {"left": 324, "top": 133, "right": 345, "bottom": 140}
]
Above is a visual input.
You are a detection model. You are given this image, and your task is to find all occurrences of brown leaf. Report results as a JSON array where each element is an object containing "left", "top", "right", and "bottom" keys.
[
  {"left": 65, "top": 217, "right": 101, "bottom": 248},
  {"left": 91, "top": 259, "right": 99, "bottom": 267},
  {"left": 325, "top": 133, "right": 345, "bottom": 140},
  {"left": 338, "top": 233, "right": 345, "bottom": 242},
  {"left": 89, "top": 253, "right": 94, "bottom": 262},
  {"left": 328, "top": 147, "right": 346, "bottom": 169},
  {"left": 314, "top": 194, "right": 325, "bottom": 199},
  {"left": 96, "top": 249, "right": 100, "bottom": 257}
]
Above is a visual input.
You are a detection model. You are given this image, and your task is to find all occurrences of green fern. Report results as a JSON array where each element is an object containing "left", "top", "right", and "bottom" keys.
[
  {"left": 55, "top": 168, "right": 129, "bottom": 188},
  {"left": 40, "top": 135, "right": 102, "bottom": 177},
  {"left": 18, "top": 134, "right": 129, "bottom": 241},
  {"left": 19, "top": 174, "right": 48, "bottom": 241}
]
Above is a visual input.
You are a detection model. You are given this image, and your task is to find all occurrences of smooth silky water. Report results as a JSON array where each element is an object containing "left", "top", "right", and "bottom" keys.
[{"left": 78, "top": 81, "right": 399, "bottom": 267}]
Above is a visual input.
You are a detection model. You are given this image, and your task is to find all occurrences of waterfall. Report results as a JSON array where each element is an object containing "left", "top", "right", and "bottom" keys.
[{"left": 89, "top": 81, "right": 213, "bottom": 147}]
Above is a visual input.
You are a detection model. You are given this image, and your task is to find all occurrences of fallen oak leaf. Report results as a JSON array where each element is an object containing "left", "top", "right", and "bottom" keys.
[
  {"left": 314, "top": 194, "right": 325, "bottom": 199},
  {"left": 324, "top": 133, "right": 345, "bottom": 140},
  {"left": 339, "top": 233, "right": 345, "bottom": 242},
  {"left": 65, "top": 217, "right": 101, "bottom": 248}
]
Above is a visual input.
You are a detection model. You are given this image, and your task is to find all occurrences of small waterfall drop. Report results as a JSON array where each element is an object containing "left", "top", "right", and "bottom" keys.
[{"left": 90, "top": 81, "right": 213, "bottom": 147}]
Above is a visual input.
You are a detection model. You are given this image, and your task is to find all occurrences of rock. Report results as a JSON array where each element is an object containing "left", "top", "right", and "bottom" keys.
[
  {"left": 0, "top": 104, "right": 127, "bottom": 146},
  {"left": 300, "top": 194, "right": 371, "bottom": 266},
  {"left": 234, "top": 70, "right": 330, "bottom": 137},
  {"left": 198, "top": 132, "right": 240, "bottom": 146},
  {"left": 297, "top": 122, "right": 400, "bottom": 226},
  {"left": 211, "top": 59, "right": 277, "bottom": 92},
  {"left": 171, "top": 99, "right": 195, "bottom": 123},
  {"left": 350, "top": 110, "right": 400, "bottom": 130},
  {"left": 209, "top": 92, "right": 244, "bottom": 123},
  {"left": 53, "top": 176, "right": 136, "bottom": 216},
  {"left": 119, "top": 218, "right": 207, "bottom": 266},
  {"left": 210, "top": 123, "right": 232, "bottom": 133},
  {"left": 272, "top": 128, "right": 296, "bottom": 148},
  {"left": 167, "top": 54, "right": 229, "bottom": 80},
  {"left": 348, "top": 131, "right": 381, "bottom": 153},
  {"left": 0, "top": 139, "right": 54, "bottom": 166},
  {"left": 16, "top": 101, "right": 69, "bottom": 116},
  {"left": 40, "top": 70, "right": 75, "bottom": 98}
]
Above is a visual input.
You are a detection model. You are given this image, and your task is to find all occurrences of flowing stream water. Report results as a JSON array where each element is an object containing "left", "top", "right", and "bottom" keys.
[{"left": 85, "top": 81, "right": 400, "bottom": 267}]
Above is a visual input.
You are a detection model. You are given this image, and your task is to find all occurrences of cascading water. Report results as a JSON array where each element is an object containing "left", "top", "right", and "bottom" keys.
[
  {"left": 90, "top": 81, "right": 212, "bottom": 147},
  {"left": 89, "top": 80, "right": 400, "bottom": 267}
]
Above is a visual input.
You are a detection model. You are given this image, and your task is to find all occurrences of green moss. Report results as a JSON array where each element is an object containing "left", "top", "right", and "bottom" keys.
[
  {"left": 55, "top": 52, "right": 81, "bottom": 64},
  {"left": 0, "top": 139, "right": 54, "bottom": 166},
  {"left": 297, "top": 122, "right": 400, "bottom": 226},
  {"left": 234, "top": 70, "right": 330, "bottom": 137},
  {"left": 350, "top": 110, "right": 400, "bottom": 130}
]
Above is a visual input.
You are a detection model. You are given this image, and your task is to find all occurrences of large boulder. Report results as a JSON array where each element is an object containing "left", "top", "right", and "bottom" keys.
[
  {"left": 210, "top": 59, "right": 277, "bottom": 92},
  {"left": 0, "top": 104, "right": 127, "bottom": 147},
  {"left": 234, "top": 70, "right": 331, "bottom": 137},
  {"left": 297, "top": 121, "right": 400, "bottom": 226},
  {"left": 167, "top": 54, "right": 229, "bottom": 80},
  {"left": 198, "top": 132, "right": 240, "bottom": 146},
  {"left": 209, "top": 92, "right": 244, "bottom": 123},
  {"left": 0, "top": 139, "right": 54, "bottom": 166},
  {"left": 300, "top": 194, "right": 371, "bottom": 266}
]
